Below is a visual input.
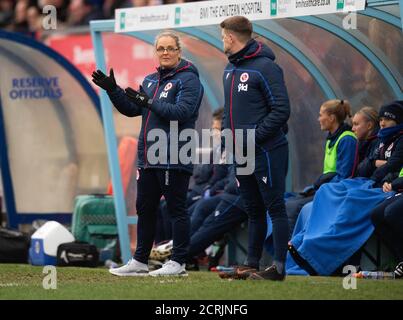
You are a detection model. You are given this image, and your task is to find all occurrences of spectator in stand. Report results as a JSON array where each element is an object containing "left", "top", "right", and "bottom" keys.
[
  {"left": 67, "top": 0, "right": 104, "bottom": 26},
  {"left": 102, "top": 0, "right": 128, "bottom": 18},
  {"left": 11, "top": 0, "right": 30, "bottom": 32},
  {"left": 26, "top": 5, "right": 42, "bottom": 33},
  {"left": 119, "top": 0, "right": 156, "bottom": 7},
  {"left": 0, "top": 0, "right": 14, "bottom": 29},
  {"left": 38, "top": 0, "right": 70, "bottom": 23}
]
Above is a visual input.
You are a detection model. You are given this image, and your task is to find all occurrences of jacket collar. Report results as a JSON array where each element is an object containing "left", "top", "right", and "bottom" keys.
[
  {"left": 327, "top": 123, "right": 352, "bottom": 148},
  {"left": 228, "top": 39, "right": 261, "bottom": 65},
  {"left": 156, "top": 59, "right": 191, "bottom": 80}
]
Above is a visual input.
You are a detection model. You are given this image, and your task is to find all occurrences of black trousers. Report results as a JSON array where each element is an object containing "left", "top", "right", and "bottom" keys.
[{"left": 134, "top": 168, "right": 191, "bottom": 265}]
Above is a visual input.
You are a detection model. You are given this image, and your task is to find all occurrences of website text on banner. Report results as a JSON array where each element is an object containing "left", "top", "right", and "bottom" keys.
[{"left": 115, "top": 0, "right": 366, "bottom": 32}]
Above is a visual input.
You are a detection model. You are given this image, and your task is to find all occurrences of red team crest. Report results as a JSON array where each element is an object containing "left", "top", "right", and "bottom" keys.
[
  {"left": 240, "top": 72, "right": 249, "bottom": 83},
  {"left": 164, "top": 82, "right": 173, "bottom": 91}
]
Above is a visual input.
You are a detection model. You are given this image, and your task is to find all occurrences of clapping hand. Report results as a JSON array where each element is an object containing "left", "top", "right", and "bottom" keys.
[
  {"left": 91, "top": 68, "right": 117, "bottom": 92},
  {"left": 125, "top": 86, "right": 150, "bottom": 108}
]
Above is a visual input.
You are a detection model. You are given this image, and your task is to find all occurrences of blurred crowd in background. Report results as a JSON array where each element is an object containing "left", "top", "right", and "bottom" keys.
[{"left": 0, "top": 0, "right": 202, "bottom": 33}]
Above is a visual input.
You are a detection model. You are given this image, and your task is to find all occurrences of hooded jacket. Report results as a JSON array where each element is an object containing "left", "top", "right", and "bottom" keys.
[
  {"left": 222, "top": 39, "right": 290, "bottom": 156},
  {"left": 108, "top": 59, "right": 204, "bottom": 174}
]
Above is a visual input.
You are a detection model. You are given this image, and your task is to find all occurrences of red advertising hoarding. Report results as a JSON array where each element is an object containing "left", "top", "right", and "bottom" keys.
[{"left": 45, "top": 32, "right": 157, "bottom": 92}]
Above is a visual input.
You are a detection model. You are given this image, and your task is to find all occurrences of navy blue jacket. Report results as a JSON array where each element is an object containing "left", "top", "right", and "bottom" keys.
[
  {"left": 391, "top": 176, "right": 403, "bottom": 193},
  {"left": 108, "top": 59, "right": 204, "bottom": 174},
  {"left": 355, "top": 131, "right": 380, "bottom": 178},
  {"left": 358, "top": 131, "right": 403, "bottom": 184},
  {"left": 190, "top": 163, "right": 229, "bottom": 195},
  {"left": 222, "top": 39, "right": 290, "bottom": 156},
  {"left": 206, "top": 164, "right": 230, "bottom": 196},
  {"left": 190, "top": 164, "right": 213, "bottom": 194}
]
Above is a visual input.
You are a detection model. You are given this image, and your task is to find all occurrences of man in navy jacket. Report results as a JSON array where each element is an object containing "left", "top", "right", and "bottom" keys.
[{"left": 220, "top": 16, "right": 290, "bottom": 281}]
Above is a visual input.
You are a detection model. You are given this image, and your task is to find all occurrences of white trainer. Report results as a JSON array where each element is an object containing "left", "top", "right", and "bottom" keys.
[
  {"left": 109, "top": 258, "right": 149, "bottom": 277},
  {"left": 149, "top": 260, "right": 188, "bottom": 277}
]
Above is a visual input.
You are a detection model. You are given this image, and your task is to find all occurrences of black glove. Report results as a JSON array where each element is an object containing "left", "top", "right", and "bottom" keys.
[
  {"left": 125, "top": 86, "right": 150, "bottom": 108},
  {"left": 91, "top": 68, "right": 117, "bottom": 92}
]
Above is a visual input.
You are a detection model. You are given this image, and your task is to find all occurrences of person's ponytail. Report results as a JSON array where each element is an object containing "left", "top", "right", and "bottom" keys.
[{"left": 322, "top": 99, "right": 351, "bottom": 124}]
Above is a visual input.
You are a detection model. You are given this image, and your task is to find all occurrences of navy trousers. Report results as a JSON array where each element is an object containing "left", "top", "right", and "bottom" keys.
[
  {"left": 236, "top": 144, "right": 289, "bottom": 269},
  {"left": 134, "top": 168, "right": 191, "bottom": 265},
  {"left": 188, "top": 197, "right": 248, "bottom": 258},
  {"left": 190, "top": 195, "right": 222, "bottom": 236}
]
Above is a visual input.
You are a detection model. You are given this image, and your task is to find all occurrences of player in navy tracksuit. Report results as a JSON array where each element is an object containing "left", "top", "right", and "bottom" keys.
[
  {"left": 187, "top": 166, "right": 248, "bottom": 269},
  {"left": 92, "top": 32, "right": 204, "bottom": 277},
  {"left": 220, "top": 16, "right": 290, "bottom": 281}
]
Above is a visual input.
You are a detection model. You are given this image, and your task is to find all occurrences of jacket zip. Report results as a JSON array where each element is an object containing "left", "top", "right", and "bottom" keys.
[
  {"left": 229, "top": 72, "right": 235, "bottom": 145},
  {"left": 143, "top": 79, "right": 160, "bottom": 167}
]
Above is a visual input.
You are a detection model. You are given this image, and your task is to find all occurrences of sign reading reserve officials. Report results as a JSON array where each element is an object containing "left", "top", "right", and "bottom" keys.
[
  {"left": 9, "top": 77, "right": 62, "bottom": 100},
  {"left": 115, "top": 0, "right": 366, "bottom": 32}
]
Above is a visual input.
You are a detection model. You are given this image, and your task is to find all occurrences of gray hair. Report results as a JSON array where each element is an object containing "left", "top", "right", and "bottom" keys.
[{"left": 154, "top": 31, "right": 182, "bottom": 51}]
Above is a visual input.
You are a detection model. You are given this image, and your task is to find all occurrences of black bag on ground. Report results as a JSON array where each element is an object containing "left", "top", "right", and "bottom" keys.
[
  {"left": 57, "top": 242, "right": 99, "bottom": 267},
  {"left": 0, "top": 227, "right": 30, "bottom": 263}
]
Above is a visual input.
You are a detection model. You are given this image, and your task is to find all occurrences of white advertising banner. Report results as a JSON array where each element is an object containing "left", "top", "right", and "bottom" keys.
[{"left": 115, "top": 0, "right": 366, "bottom": 33}]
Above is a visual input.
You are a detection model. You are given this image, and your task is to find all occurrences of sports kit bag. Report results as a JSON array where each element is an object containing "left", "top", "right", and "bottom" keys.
[
  {"left": 56, "top": 242, "right": 99, "bottom": 267},
  {"left": 0, "top": 227, "right": 30, "bottom": 263},
  {"left": 72, "top": 194, "right": 119, "bottom": 261}
]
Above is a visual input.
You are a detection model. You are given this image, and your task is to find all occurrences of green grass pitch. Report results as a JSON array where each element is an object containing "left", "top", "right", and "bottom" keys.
[{"left": 0, "top": 264, "right": 402, "bottom": 300}]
